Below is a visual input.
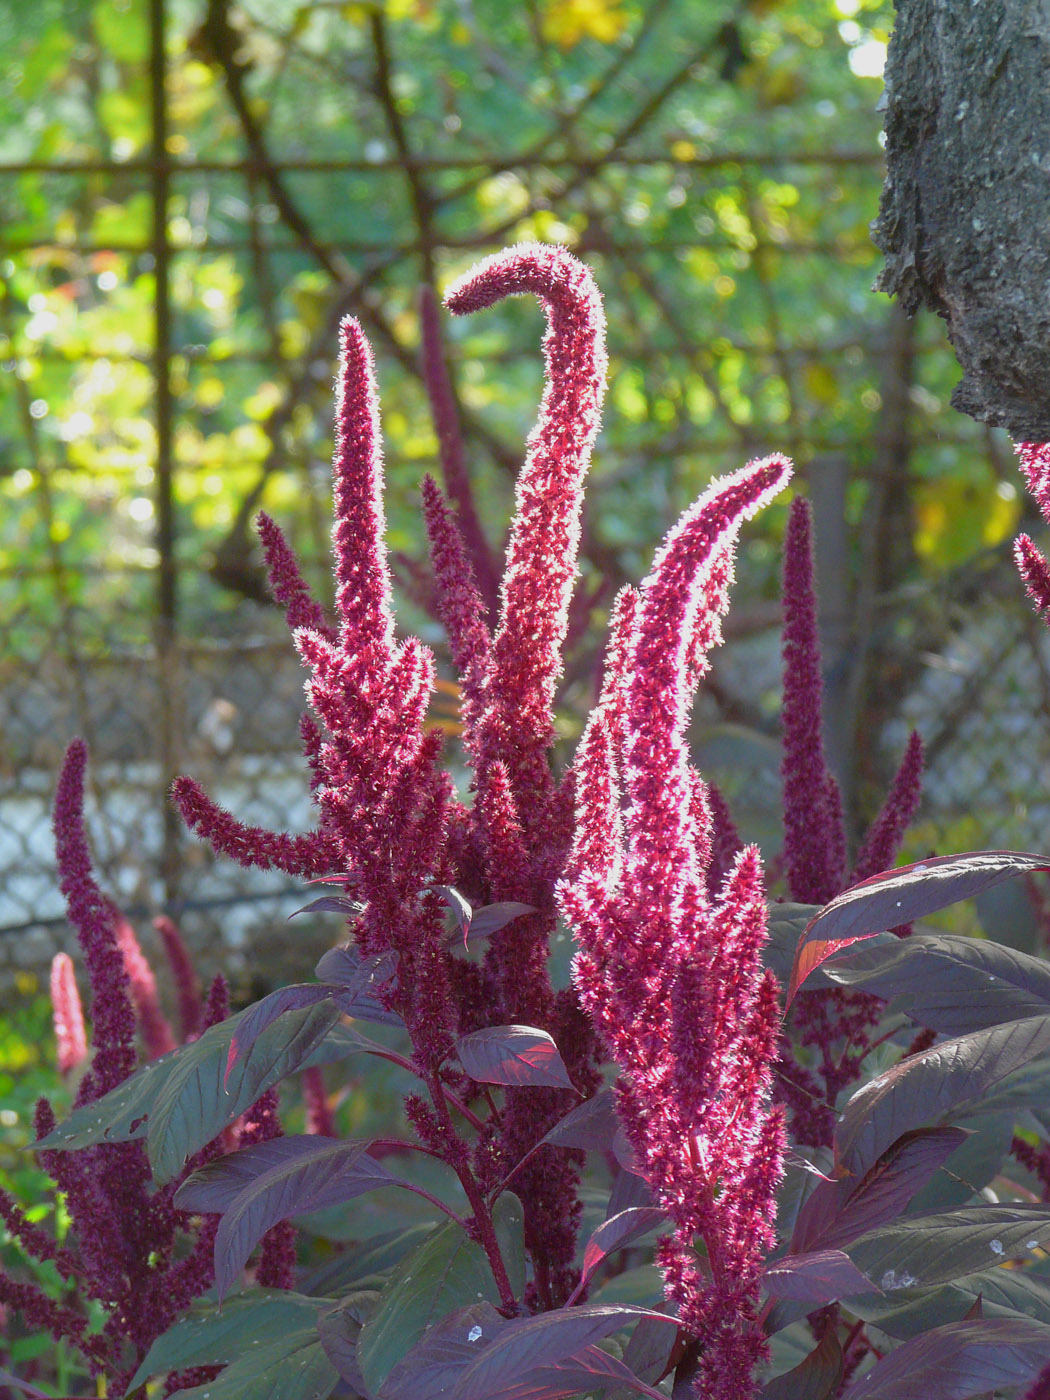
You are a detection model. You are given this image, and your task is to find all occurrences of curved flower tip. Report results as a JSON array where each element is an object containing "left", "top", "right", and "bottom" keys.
[
  {"left": 629, "top": 453, "right": 792, "bottom": 744},
  {"left": 444, "top": 241, "right": 601, "bottom": 322},
  {"left": 1016, "top": 441, "right": 1050, "bottom": 524},
  {"left": 1016, "top": 533, "right": 1050, "bottom": 615},
  {"left": 332, "top": 316, "right": 396, "bottom": 660},
  {"left": 447, "top": 244, "right": 609, "bottom": 815}
]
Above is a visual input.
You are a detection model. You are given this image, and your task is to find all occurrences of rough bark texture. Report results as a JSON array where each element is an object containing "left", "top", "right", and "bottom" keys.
[{"left": 873, "top": 0, "right": 1050, "bottom": 439}]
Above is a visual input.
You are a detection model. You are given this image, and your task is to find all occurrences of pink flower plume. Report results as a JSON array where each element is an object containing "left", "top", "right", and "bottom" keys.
[
  {"left": 780, "top": 495, "right": 847, "bottom": 904},
  {"left": 1016, "top": 533, "right": 1050, "bottom": 615},
  {"left": 172, "top": 775, "right": 335, "bottom": 878},
  {"left": 421, "top": 473, "right": 492, "bottom": 721},
  {"left": 1017, "top": 441, "right": 1050, "bottom": 525},
  {"left": 49, "top": 952, "right": 87, "bottom": 1075},
  {"left": 113, "top": 915, "right": 177, "bottom": 1059},
  {"left": 445, "top": 243, "right": 608, "bottom": 820}
]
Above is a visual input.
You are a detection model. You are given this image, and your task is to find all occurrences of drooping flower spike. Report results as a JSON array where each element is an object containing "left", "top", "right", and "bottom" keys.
[{"left": 445, "top": 243, "right": 608, "bottom": 832}]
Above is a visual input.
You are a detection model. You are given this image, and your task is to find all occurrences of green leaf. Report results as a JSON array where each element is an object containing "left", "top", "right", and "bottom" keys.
[
  {"left": 129, "top": 1290, "right": 330, "bottom": 1390},
  {"left": 357, "top": 1193, "right": 525, "bottom": 1396},
  {"left": 848, "top": 1265, "right": 1050, "bottom": 1340},
  {"left": 148, "top": 1001, "right": 343, "bottom": 1182},
  {"left": 845, "top": 1204, "right": 1050, "bottom": 1293},
  {"left": 37, "top": 1011, "right": 369, "bottom": 1158}
]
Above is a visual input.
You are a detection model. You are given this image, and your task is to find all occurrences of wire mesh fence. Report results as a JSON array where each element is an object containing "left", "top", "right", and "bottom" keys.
[{"left": 2, "top": 0, "right": 1046, "bottom": 1002}]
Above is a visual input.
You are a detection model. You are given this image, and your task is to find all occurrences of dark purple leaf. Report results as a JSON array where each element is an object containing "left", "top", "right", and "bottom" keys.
[
  {"left": 312, "top": 945, "right": 402, "bottom": 1026},
  {"left": 464, "top": 903, "right": 536, "bottom": 941},
  {"left": 456, "top": 1025, "right": 574, "bottom": 1090},
  {"left": 839, "top": 1318, "right": 1050, "bottom": 1399},
  {"left": 786, "top": 852, "right": 1050, "bottom": 1007},
  {"left": 378, "top": 1303, "right": 508, "bottom": 1400},
  {"left": 469, "top": 1344, "right": 666, "bottom": 1400},
  {"left": 177, "top": 1136, "right": 412, "bottom": 1300},
  {"left": 225, "top": 984, "right": 340, "bottom": 1088},
  {"left": 290, "top": 895, "right": 365, "bottom": 919},
  {"left": 792, "top": 1127, "right": 969, "bottom": 1254},
  {"left": 762, "top": 1249, "right": 878, "bottom": 1304},
  {"left": 435, "top": 885, "right": 473, "bottom": 936},
  {"left": 579, "top": 1208, "right": 667, "bottom": 1293},
  {"left": 317, "top": 1301, "right": 369, "bottom": 1390},
  {"left": 540, "top": 1088, "right": 620, "bottom": 1151},
  {"left": 607, "top": 1164, "right": 655, "bottom": 1217},
  {"left": 621, "top": 1314, "right": 679, "bottom": 1391},
  {"left": 836, "top": 1014, "right": 1050, "bottom": 1178},
  {"left": 824, "top": 932, "right": 1050, "bottom": 1036},
  {"left": 760, "top": 1329, "right": 843, "bottom": 1400},
  {"left": 447, "top": 1305, "right": 678, "bottom": 1400}
]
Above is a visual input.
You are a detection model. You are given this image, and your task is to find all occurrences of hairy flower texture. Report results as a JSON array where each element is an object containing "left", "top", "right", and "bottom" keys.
[
  {"left": 1018, "top": 441, "right": 1050, "bottom": 519},
  {"left": 114, "top": 915, "right": 177, "bottom": 1059},
  {"left": 1016, "top": 533, "right": 1050, "bottom": 615},
  {"left": 256, "top": 510, "right": 334, "bottom": 638},
  {"left": 445, "top": 243, "right": 607, "bottom": 837},
  {"left": 154, "top": 915, "right": 201, "bottom": 1042},
  {"left": 419, "top": 281, "right": 501, "bottom": 620},
  {"left": 560, "top": 457, "right": 791, "bottom": 1400},
  {"left": 780, "top": 496, "right": 846, "bottom": 905},
  {"left": 49, "top": 951, "right": 87, "bottom": 1075}
]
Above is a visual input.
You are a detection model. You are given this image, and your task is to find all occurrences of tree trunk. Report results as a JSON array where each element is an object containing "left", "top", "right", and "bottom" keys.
[{"left": 873, "top": 0, "right": 1050, "bottom": 441}]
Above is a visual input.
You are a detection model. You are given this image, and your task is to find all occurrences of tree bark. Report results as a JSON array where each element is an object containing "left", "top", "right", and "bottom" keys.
[{"left": 873, "top": 0, "right": 1050, "bottom": 440}]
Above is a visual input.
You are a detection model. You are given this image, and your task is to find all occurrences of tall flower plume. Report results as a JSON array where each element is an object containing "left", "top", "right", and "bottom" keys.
[{"left": 560, "top": 455, "right": 792, "bottom": 1400}]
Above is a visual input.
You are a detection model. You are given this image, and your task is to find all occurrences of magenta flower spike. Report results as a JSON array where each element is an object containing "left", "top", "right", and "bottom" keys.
[
  {"left": 331, "top": 317, "right": 397, "bottom": 666},
  {"left": 1017, "top": 441, "right": 1050, "bottom": 522},
  {"left": 1017, "top": 533, "right": 1050, "bottom": 614},
  {"left": 852, "top": 728, "right": 924, "bottom": 883},
  {"left": 421, "top": 472, "right": 492, "bottom": 728},
  {"left": 419, "top": 282, "right": 501, "bottom": 620},
  {"left": 49, "top": 951, "right": 87, "bottom": 1076},
  {"left": 256, "top": 510, "right": 334, "bottom": 639},
  {"left": 52, "top": 739, "right": 137, "bottom": 1100},
  {"left": 622, "top": 457, "right": 792, "bottom": 940},
  {"left": 779, "top": 495, "right": 847, "bottom": 905},
  {"left": 154, "top": 914, "right": 202, "bottom": 1042},
  {"left": 445, "top": 243, "right": 608, "bottom": 830}
]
